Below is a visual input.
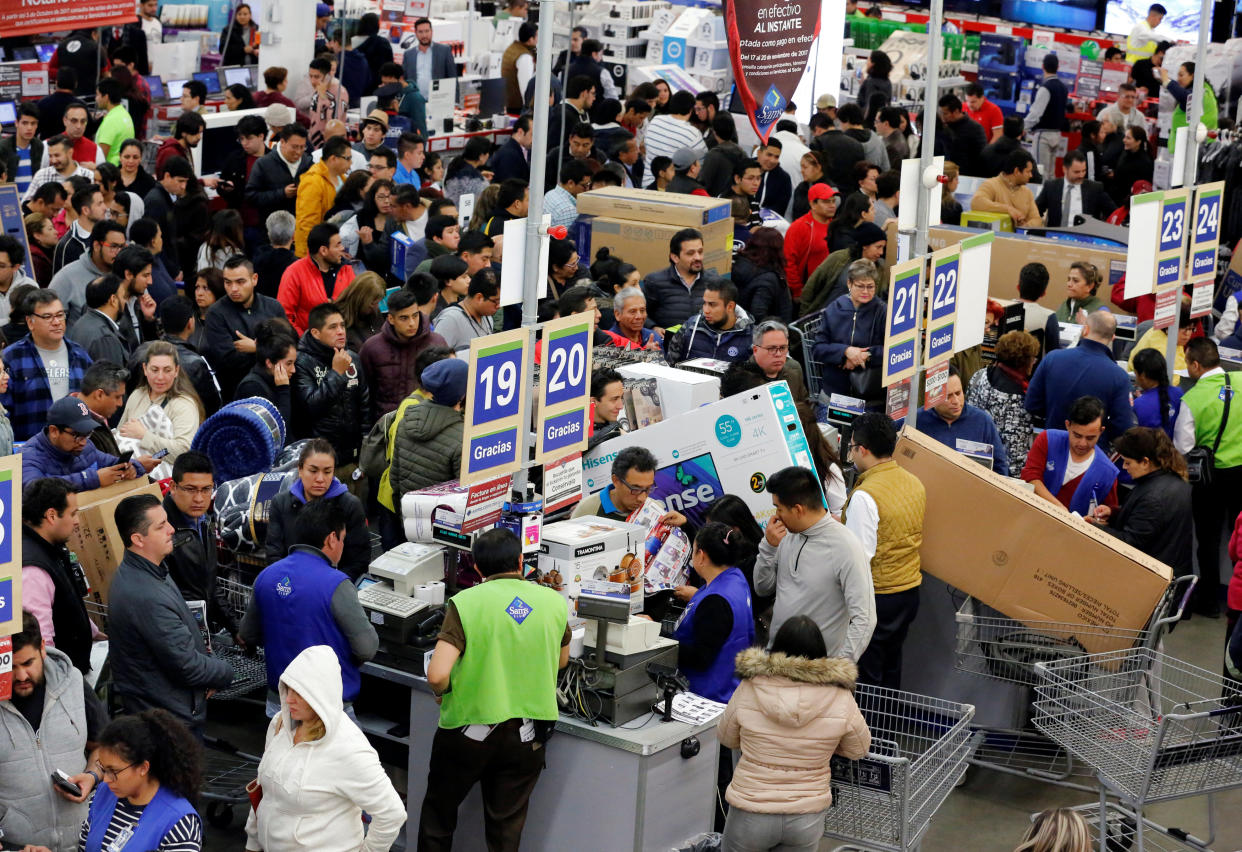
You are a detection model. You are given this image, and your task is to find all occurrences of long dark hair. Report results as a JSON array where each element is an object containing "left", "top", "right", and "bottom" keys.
[
  {"left": 770, "top": 614, "right": 828, "bottom": 659},
  {"left": 204, "top": 209, "right": 244, "bottom": 256},
  {"left": 327, "top": 170, "right": 371, "bottom": 219},
  {"left": 827, "top": 192, "right": 871, "bottom": 249},
  {"left": 1133, "top": 348, "right": 1173, "bottom": 431},
  {"left": 737, "top": 226, "right": 784, "bottom": 272},
  {"left": 98, "top": 709, "right": 203, "bottom": 804},
  {"left": 360, "top": 178, "right": 395, "bottom": 221},
  {"left": 705, "top": 494, "right": 763, "bottom": 559},
  {"left": 1113, "top": 425, "right": 1188, "bottom": 479}
]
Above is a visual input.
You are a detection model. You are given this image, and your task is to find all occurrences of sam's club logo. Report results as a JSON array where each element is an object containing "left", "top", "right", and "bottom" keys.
[
  {"left": 756, "top": 85, "right": 786, "bottom": 127},
  {"left": 277, "top": 576, "right": 292, "bottom": 597},
  {"left": 506, "top": 596, "right": 532, "bottom": 624}
]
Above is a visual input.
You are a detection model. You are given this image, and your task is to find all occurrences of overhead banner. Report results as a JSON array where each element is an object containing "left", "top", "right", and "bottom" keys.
[
  {"left": 724, "top": 0, "right": 844, "bottom": 138},
  {"left": 0, "top": 0, "right": 134, "bottom": 37}
]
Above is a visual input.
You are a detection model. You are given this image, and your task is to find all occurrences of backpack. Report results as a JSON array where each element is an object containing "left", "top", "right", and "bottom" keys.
[{"left": 360, "top": 407, "right": 398, "bottom": 479}]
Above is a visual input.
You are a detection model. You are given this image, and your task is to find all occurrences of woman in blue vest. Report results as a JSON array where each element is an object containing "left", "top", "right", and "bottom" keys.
[{"left": 80, "top": 709, "right": 204, "bottom": 851}]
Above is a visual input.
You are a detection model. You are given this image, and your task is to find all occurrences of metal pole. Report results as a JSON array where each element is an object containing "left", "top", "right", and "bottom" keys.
[
  {"left": 513, "top": 0, "right": 557, "bottom": 495},
  {"left": 1166, "top": 0, "right": 1212, "bottom": 384},
  {"left": 907, "top": 0, "right": 943, "bottom": 431}
]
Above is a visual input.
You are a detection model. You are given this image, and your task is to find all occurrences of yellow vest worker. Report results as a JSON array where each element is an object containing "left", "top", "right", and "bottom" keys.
[{"left": 1126, "top": 4, "right": 1167, "bottom": 63}]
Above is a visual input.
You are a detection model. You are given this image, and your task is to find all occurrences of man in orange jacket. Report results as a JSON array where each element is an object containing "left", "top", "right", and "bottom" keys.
[
  {"left": 294, "top": 135, "right": 352, "bottom": 256},
  {"left": 278, "top": 221, "right": 356, "bottom": 334}
]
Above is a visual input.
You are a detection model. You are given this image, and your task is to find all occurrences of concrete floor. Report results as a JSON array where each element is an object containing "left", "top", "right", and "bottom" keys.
[{"left": 203, "top": 610, "right": 1242, "bottom": 852}]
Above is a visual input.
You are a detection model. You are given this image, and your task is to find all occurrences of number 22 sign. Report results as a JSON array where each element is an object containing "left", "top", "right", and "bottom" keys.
[
  {"left": 926, "top": 247, "right": 959, "bottom": 366},
  {"left": 461, "top": 328, "right": 532, "bottom": 484}
]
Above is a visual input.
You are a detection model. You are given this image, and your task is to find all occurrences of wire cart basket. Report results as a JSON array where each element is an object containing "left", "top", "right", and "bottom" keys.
[
  {"left": 201, "top": 736, "right": 262, "bottom": 830},
  {"left": 212, "top": 573, "right": 267, "bottom": 702},
  {"left": 822, "top": 684, "right": 978, "bottom": 852},
  {"left": 1033, "top": 647, "right": 1242, "bottom": 850},
  {"left": 790, "top": 312, "right": 825, "bottom": 401},
  {"left": 951, "top": 576, "right": 1194, "bottom": 790}
]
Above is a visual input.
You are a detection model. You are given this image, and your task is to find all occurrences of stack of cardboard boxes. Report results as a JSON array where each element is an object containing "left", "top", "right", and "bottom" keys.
[{"left": 69, "top": 479, "right": 163, "bottom": 621}]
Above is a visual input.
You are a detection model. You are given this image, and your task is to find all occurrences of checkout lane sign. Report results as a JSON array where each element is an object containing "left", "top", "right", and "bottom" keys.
[
  {"left": 1189, "top": 181, "right": 1225, "bottom": 319},
  {"left": 1155, "top": 187, "right": 1189, "bottom": 289},
  {"left": 0, "top": 458, "right": 20, "bottom": 640},
  {"left": 535, "top": 313, "right": 594, "bottom": 465},
  {"left": 461, "top": 328, "right": 532, "bottom": 485},
  {"left": 926, "top": 246, "right": 959, "bottom": 367},
  {"left": 882, "top": 258, "right": 922, "bottom": 387}
]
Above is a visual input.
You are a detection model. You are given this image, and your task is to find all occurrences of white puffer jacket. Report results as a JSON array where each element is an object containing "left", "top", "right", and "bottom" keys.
[{"left": 244, "top": 645, "right": 405, "bottom": 851}]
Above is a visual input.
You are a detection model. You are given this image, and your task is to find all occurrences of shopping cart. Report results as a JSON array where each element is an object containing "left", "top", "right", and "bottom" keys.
[
  {"left": 789, "top": 312, "right": 826, "bottom": 401},
  {"left": 822, "top": 684, "right": 978, "bottom": 852},
  {"left": 1033, "top": 647, "right": 1242, "bottom": 850},
  {"left": 201, "top": 735, "right": 262, "bottom": 830},
  {"left": 952, "top": 575, "right": 1194, "bottom": 790},
  {"left": 212, "top": 573, "right": 268, "bottom": 702}
]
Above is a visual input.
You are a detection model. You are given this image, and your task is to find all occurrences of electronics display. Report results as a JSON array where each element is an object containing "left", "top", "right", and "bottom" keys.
[
  {"left": 1105, "top": 0, "right": 1198, "bottom": 39},
  {"left": 166, "top": 79, "right": 188, "bottom": 99},
  {"left": 0, "top": 102, "right": 16, "bottom": 125},
  {"left": 10, "top": 46, "right": 34, "bottom": 61},
  {"left": 220, "top": 66, "right": 254, "bottom": 89},
  {"left": 192, "top": 70, "right": 222, "bottom": 94},
  {"left": 35, "top": 43, "right": 57, "bottom": 63},
  {"left": 1001, "top": 0, "right": 1099, "bottom": 31},
  {"left": 476, "top": 78, "right": 507, "bottom": 116},
  {"left": 144, "top": 76, "right": 166, "bottom": 100}
]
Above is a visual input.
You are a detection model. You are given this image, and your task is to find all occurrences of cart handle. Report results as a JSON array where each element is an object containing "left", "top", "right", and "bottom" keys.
[{"left": 1152, "top": 575, "right": 1197, "bottom": 630}]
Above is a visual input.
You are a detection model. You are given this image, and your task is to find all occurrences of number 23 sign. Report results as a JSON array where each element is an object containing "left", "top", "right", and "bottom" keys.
[{"left": 461, "top": 328, "right": 532, "bottom": 485}]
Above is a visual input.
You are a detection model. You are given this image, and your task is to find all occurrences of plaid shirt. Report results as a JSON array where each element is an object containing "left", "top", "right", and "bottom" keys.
[
  {"left": 1, "top": 335, "right": 93, "bottom": 441},
  {"left": 543, "top": 186, "right": 578, "bottom": 230},
  {"left": 21, "top": 164, "right": 94, "bottom": 205}
]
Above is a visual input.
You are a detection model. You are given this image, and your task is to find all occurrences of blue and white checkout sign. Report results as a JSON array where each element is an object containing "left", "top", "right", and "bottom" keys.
[
  {"left": 881, "top": 258, "right": 923, "bottom": 387},
  {"left": 1155, "top": 187, "right": 1190, "bottom": 289},
  {"left": 926, "top": 246, "right": 960, "bottom": 366},
  {"left": 460, "top": 329, "right": 533, "bottom": 486},
  {"left": 1189, "top": 181, "right": 1225, "bottom": 319},
  {"left": 0, "top": 455, "right": 21, "bottom": 643},
  {"left": 535, "top": 313, "right": 594, "bottom": 465}
]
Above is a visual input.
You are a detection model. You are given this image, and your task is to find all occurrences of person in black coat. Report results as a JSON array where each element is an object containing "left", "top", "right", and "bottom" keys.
[
  {"left": 1088, "top": 426, "right": 1193, "bottom": 578},
  {"left": 290, "top": 304, "right": 372, "bottom": 469},
  {"left": 936, "top": 94, "right": 989, "bottom": 178},
  {"left": 488, "top": 115, "right": 532, "bottom": 183},
  {"left": 1109, "top": 126, "right": 1154, "bottom": 204},
  {"left": 163, "top": 452, "right": 239, "bottom": 639},
  {"left": 1035, "top": 150, "right": 1116, "bottom": 226},
  {"left": 234, "top": 322, "right": 296, "bottom": 427},
  {"left": 219, "top": 3, "right": 260, "bottom": 66},
  {"left": 245, "top": 126, "right": 312, "bottom": 223},
  {"left": 142, "top": 157, "right": 194, "bottom": 280},
  {"left": 731, "top": 228, "right": 792, "bottom": 323},
  {"left": 809, "top": 114, "right": 866, "bottom": 192},
  {"left": 355, "top": 13, "right": 394, "bottom": 97}
]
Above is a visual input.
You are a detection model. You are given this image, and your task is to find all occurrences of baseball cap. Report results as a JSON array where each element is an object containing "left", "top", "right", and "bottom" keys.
[
  {"left": 816, "top": 94, "right": 837, "bottom": 110},
  {"left": 264, "top": 103, "right": 293, "bottom": 128},
  {"left": 421, "top": 358, "right": 469, "bottom": 407},
  {"left": 316, "top": 3, "right": 333, "bottom": 17},
  {"left": 374, "top": 82, "right": 404, "bottom": 101},
  {"left": 48, "top": 397, "right": 98, "bottom": 433},
  {"left": 808, "top": 183, "right": 839, "bottom": 202},
  {"left": 361, "top": 109, "right": 389, "bottom": 131},
  {"left": 671, "top": 147, "right": 700, "bottom": 170}
]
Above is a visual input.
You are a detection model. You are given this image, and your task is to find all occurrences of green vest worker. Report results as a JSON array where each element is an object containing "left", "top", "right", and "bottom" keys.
[{"left": 419, "top": 527, "right": 570, "bottom": 850}]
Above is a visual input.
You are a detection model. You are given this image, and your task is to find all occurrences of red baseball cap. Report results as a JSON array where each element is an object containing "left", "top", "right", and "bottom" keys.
[{"left": 808, "top": 183, "right": 839, "bottom": 202}]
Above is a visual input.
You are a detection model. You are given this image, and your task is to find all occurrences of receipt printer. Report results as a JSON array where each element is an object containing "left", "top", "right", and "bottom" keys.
[{"left": 369, "top": 542, "right": 448, "bottom": 596}]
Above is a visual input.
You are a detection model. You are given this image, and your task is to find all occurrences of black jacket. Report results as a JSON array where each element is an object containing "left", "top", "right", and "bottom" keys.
[
  {"left": 488, "top": 137, "right": 530, "bottom": 184},
  {"left": 253, "top": 244, "right": 297, "bottom": 299},
  {"left": 810, "top": 130, "right": 866, "bottom": 191},
  {"left": 163, "top": 494, "right": 237, "bottom": 635},
  {"left": 1103, "top": 469, "right": 1193, "bottom": 576},
  {"left": 640, "top": 264, "right": 722, "bottom": 330},
  {"left": 291, "top": 330, "right": 371, "bottom": 464},
  {"left": 245, "top": 148, "right": 312, "bottom": 222},
  {"left": 141, "top": 184, "right": 182, "bottom": 279},
  {"left": 1035, "top": 178, "right": 1115, "bottom": 227},
  {"left": 731, "top": 256, "right": 792, "bottom": 323},
  {"left": 235, "top": 365, "right": 292, "bottom": 433},
  {"left": 938, "top": 116, "right": 989, "bottom": 178},
  {"left": 201, "top": 292, "right": 288, "bottom": 400},
  {"left": 699, "top": 140, "right": 746, "bottom": 198},
  {"left": 128, "top": 335, "right": 223, "bottom": 416},
  {"left": 263, "top": 485, "right": 371, "bottom": 580},
  {"left": 756, "top": 166, "right": 792, "bottom": 216},
  {"left": 21, "top": 526, "right": 93, "bottom": 674},
  {"left": 66, "top": 309, "right": 130, "bottom": 366},
  {"left": 0, "top": 135, "right": 42, "bottom": 189}
]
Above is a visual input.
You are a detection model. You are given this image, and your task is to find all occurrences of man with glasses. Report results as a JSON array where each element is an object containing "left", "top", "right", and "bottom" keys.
[
  {"left": 50, "top": 220, "right": 126, "bottom": 328},
  {"left": 2, "top": 291, "right": 94, "bottom": 440},
  {"left": 369, "top": 146, "right": 397, "bottom": 182},
  {"left": 295, "top": 135, "right": 354, "bottom": 257},
  {"left": 572, "top": 446, "right": 688, "bottom": 530},
  {"left": 164, "top": 451, "right": 239, "bottom": 642},
  {"left": 435, "top": 269, "right": 502, "bottom": 354},
  {"left": 746, "top": 320, "right": 810, "bottom": 404},
  {"left": 46, "top": 101, "right": 103, "bottom": 168},
  {"left": 21, "top": 396, "right": 151, "bottom": 490}
]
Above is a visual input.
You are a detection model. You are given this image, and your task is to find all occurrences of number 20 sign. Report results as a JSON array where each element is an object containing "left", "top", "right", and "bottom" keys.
[
  {"left": 535, "top": 313, "right": 594, "bottom": 464},
  {"left": 461, "top": 328, "right": 532, "bottom": 485}
]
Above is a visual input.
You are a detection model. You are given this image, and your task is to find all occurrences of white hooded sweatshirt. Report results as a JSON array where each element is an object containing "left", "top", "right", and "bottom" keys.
[{"left": 244, "top": 645, "right": 405, "bottom": 851}]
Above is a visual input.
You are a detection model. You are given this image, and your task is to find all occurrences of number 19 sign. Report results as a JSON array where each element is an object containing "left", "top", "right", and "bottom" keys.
[
  {"left": 460, "top": 329, "right": 533, "bottom": 485},
  {"left": 535, "top": 313, "right": 593, "bottom": 464},
  {"left": 882, "top": 258, "right": 923, "bottom": 387}
]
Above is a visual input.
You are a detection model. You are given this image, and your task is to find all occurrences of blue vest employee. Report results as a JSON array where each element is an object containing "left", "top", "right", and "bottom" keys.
[{"left": 1020, "top": 396, "right": 1119, "bottom": 516}]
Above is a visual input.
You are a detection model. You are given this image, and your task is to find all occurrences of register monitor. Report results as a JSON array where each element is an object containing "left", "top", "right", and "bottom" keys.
[
  {"left": 166, "top": 79, "right": 188, "bottom": 99},
  {"left": 192, "top": 70, "right": 222, "bottom": 95},
  {"left": 219, "top": 66, "right": 254, "bottom": 89},
  {"left": 144, "top": 75, "right": 166, "bottom": 102},
  {"left": 0, "top": 101, "right": 16, "bottom": 126}
]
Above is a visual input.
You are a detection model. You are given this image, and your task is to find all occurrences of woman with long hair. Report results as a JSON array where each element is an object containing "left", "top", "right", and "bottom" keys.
[
  {"left": 117, "top": 139, "right": 156, "bottom": 197},
  {"left": 224, "top": 83, "right": 256, "bottom": 111},
  {"left": 80, "top": 709, "right": 205, "bottom": 851},
  {"left": 190, "top": 268, "right": 224, "bottom": 350},
  {"left": 337, "top": 271, "right": 386, "bottom": 352},
  {"left": 340, "top": 178, "right": 394, "bottom": 273},
  {"left": 589, "top": 247, "right": 639, "bottom": 328},
  {"left": 24, "top": 212, "right": 57, "bottom": 286},
  {"left": 468, "top": 183, "right": 502, "bottom": 232},
  {"left": 790, "top": 151, "right": 830, "bottom": 220},
  {"left": 797, "top": 400, "right": 847, "bottom": 514},
  {"left": 967, "top": 330, "right": 1040, "bottom": 471},
  {"left": 1014, "top": 809, "right": 1091, "bottom": 852},
  {"left": 546, "top": 238, "right": 585, "bottom": 318},
  {"left": 1131, "top": 347, "right": 1183, "bottom": 438},
  {"left": 418, "top": 151, "right": 445, "bottom": 198},
  {"left": 719, "top": 614, "right": 871, "bottom": 852},
  {"left": 858, "top": 49, "right": 893, "bottom": 119},
  {"left": 220, "top": 2, "right": 260, "bottom": 66},
  {"left": 826, "top": 192, "right": 875, "bottom": 253},
  {"left": 1088, "top": 426, "right": 1192, "bottom": 576},
  {"left": 732, "top": 227, "right": 792, "bottom": 323},
  {"left": 647, "top": 155, "right": 674, "bottom": 191},
  {"left": 196, "top": 209, "right": 246, "bottom": 271},
  {"left": 326, "top": 170, "right": 372, "bottom": 224},
  {"left": 940, "top": 161, "right": 962, "bottom": 226},
  {"left": 119, "top": 342, "right": 205, "bottom": 463}
]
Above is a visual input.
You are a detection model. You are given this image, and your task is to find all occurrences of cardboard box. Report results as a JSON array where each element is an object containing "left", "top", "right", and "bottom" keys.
[
  {"left": 69, "top": 478, "right": 163, "bottom": 609},
  {"left": 582, "top": 381, "right": 816, "bottom": 527},
  {"left": 540, "top": 517, "right": 646, "bottom": 612},
  {"left": 617, "top": 362, "right": 721, "bottom": 418},
  {"left": 576, "top": 187, "right": 731, "bottom": 228},
  {"left": 572, "top": 215, "right": 733, "bottom": 279},
  {"left": 893, "top": 427, "right": 1171, "bottom": 647}
]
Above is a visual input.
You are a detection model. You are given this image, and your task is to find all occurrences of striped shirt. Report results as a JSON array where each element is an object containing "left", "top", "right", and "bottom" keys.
[
  {"left": 78, "top": 796, "right": 203, "bottom": 852},
  {"left": 14, "top": 143, "right": 33, "bottom": 194},
  {"left": 643, "top": 115, "right": 708, "bottom": 175}
]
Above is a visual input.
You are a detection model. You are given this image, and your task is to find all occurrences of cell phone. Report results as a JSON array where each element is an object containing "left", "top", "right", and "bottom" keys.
[
  {"left": 117, "top": 450, "right": 134, "bottom": 464},
  {"left": 51, "top": 770, "right": 82, "bottom": 797},
  {"left": 152, "top": 449, "right": 170, "bottom": 459}
]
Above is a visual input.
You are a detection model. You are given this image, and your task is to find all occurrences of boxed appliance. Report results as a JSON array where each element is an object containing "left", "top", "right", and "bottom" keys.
[
  {"left": 893, "top": 427, "right": 1171, "bottom": 648},
  {"left": 617, "top": 362, "right": 721, "bottom": 417},
  {"left": 576, "top": 187, "right": 730, "bottom": 228},
  {"left": 582, "top": 380, "right": 817, "bottom": 528},
  {"left": 539, "top": 516, "right": 646, "bottom": 612},
  {"left": 572, "top": 215, "right": 732, "bottom": 279},
  {"left": 69, "top": 478, "right": 164, "bottom": 608}
]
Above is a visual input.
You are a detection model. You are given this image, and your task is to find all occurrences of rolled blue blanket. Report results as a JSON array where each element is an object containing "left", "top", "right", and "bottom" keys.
[{"left": 192, "top": 397, "right": 287, "bottom": 481}]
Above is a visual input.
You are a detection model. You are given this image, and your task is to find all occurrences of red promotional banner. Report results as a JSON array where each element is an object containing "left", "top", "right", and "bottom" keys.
[
  {"left": 0, "top": 0, "right": 134, "bottom": 38},
  {"left": 724, "top": 0, "right": 822, "bottom": 141}
]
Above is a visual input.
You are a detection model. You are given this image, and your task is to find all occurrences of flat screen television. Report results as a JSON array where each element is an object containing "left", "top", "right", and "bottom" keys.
[
  {"left": 1001, "top": 0, "right": 1100, "bottom": 31},
  {"left": 1105, "top": 0, "right": 1197, "bottom": 39}
]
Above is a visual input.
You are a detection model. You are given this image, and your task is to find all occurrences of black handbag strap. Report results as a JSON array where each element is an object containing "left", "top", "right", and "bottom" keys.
[{"left": 1211, "top": 372, "right": 1234, "bottom": 456}]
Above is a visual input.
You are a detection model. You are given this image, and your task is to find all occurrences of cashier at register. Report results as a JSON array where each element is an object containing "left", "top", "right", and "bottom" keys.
[
  {"left": 1020, "top": 395, "right": 1119, "bottom": 515},
  {"left": 571, "top": 446, "right": 688, "bottom": 529}
]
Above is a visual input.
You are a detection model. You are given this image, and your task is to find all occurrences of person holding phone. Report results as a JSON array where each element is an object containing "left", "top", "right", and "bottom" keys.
[{"left": 20, "top": 397, "right": 153, "bottom": 492}]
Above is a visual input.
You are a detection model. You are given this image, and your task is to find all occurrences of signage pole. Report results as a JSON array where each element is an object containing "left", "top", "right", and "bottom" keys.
[{"left": 513, "top": 0, "right": 558, "bottom": 496}]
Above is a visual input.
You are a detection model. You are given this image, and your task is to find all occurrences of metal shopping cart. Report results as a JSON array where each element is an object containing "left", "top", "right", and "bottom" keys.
[
  {"left": 201, "top": 735, "right": 262, "bottom": 830},
  {"left": 951, "top": 575, "right": 1194, "bottom": 790},
  {"left": 790, "top": 312, "right": 826, "bottom": 401},
  {"left": 212, "top": 573, "right": 268, "bottom": 702},
  {"left": 822, "top": 684, "right": 978, "bottom": 852},
  {"left": 1032, "top": 647, "right": 1242, "bottom": 851}
]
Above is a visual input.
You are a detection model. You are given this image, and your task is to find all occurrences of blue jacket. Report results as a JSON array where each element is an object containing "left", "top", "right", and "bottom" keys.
[
  {"left": 914, "top": 404, "right": 1011, "bottom": 475},
  {"left": 811, "top": 295, "right": 886, "bottom": 396},
  {"left": 1042, "top": 429, "right": 1118, "bottom": 515},
  {"left": 20, "top": 427, "right": 144, "bottom": 491},
  {"left": 487, "top": 137, "right": 530, "bottom": 184},
  {"left": 665, "top": 308, "right": 754, "bottom": 365},
  {"left": 1025, "top": 338, "right": 1135, "bottom": 443},
  {"left": 1133, "top": 384, "right": 1184, "bottom": 438},
  {"left": 1, "top": 335, "right": 92, "bottom": 441},
  {"left": 673, "top": 566, "right": 754, "bottom": 703},
  {"left": 253, "top": 545, "right": 360, "bottom": 699}
]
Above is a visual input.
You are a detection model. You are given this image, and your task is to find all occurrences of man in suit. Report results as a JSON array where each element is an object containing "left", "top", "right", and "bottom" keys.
[
  {"left": 488, "top": 114, "right": 532, "bottom": 183},
  {"left": 402, "top": 18, "right": 457, "bottom": 103},
  {"left": 1035, "top": 149, "right": 1114, "bottom": 227}
]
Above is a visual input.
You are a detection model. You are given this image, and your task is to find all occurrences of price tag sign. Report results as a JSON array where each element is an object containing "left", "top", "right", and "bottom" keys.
[
  {"left": 924, "top": 362, "right": 949, "bottom": 409},
  {"left": 926, "top": 247, "right": 959, "bottom": 366},
  {"left": 0, "top": 459, "right": 19, "bottom": 637},
  {"left": 544, "top": 453, "right": 584, "bottom": 514},
  {"left": 461, "top": 329, "right": 532, "bottom": 485},
  {"left": 1191, "top": 278, "right": 1214, "bottom": 319},
  {"left": 886, "top": 377, "right": 912, "bottom": 421},
  {"left": 882, "top": 258, "right": 922, "bottom": 387},
  {"left": 535, "top": 313, "right": 593, "bottom": 464},
  {"left": 1153, "top": 285, "right": 1180, "bottom": 330},
  {"left": 0, "top": 635, "right": 11, "bottom": 702},
  {"left": 1155, "top": 188, "right": 1189, "bottom": 288},
  {"left": 1189, "top": 181, "right": 1224, "bottom": 283}
]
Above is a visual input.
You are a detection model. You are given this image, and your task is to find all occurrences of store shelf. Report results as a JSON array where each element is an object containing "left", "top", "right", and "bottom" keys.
[{"left": 355, "top": 711, "right": 410, "bottom": 747}]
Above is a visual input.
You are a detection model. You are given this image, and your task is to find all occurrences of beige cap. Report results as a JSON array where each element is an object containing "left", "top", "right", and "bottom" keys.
[
  {"left": 361, "top": 108, "right": 389, "bottom": 131},
  {"left": 816, "top": 94, "right": 837, "bottom": 109}
]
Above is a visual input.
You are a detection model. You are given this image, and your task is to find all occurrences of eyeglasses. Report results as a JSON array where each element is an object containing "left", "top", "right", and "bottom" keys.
[
  {"left": 95, "top": 760, "right": 139, "bottom": 782},
  {"left": 617, "top": 479, "right": 654, "bottom": 496},
  {"left": 61, "top": 428, "right": 91, "bottom": 442},
  {"left": 176, "top": 484, "right": 215, "bottom": 497},
  {"left": 757, "top": 345, "right": 788, "bottom": 355},
  {"left": 32, "top": 311, "right": 67, "bottom": 321},
  {"left": 849, "top": 282, "right": 877, "bottom": 292},
  {"left": 102, "top": 242, "right": 127, "bottom": 251}
]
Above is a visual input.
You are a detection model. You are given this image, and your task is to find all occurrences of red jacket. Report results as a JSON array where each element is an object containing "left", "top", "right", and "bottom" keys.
[
  {"left": 783, "top": 213, "right": 830, "bottom": 300},
  {"left": 1229, "top": 502, "right": 1242, "bottom": 612},
  {"left": 277, "top": 256, "right": 357, "bottom": 335},
  {"left": 155, "top": 137, "right": 190, "bottom": 176}
]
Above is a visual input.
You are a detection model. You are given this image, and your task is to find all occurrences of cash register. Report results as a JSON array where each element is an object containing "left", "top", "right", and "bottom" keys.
[{"left": 360, "top": 542, "right": 448, "bottom": 645}]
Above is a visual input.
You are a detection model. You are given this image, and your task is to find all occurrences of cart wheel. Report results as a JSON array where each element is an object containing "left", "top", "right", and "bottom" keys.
[{"left": 205, "top": 802, "right": 234, "bottom": 828}]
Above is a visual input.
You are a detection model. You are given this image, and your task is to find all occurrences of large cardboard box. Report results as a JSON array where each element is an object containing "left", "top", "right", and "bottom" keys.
[
  {"left": 69, "top": 478, "right": 163, "bottom": 609},
  {"left": 576, "top": 186, "right": 731, "bottom": 228},
  {"left": 617, "top": 362, "right": 721, "bottom": 418},
  {"left": 582, "top": 381, "right": 816, "bottom": 527},
  {"left": 539, "top": 517, "right": 646, "bottom": 612},
  {"left": 572, "top": 215, "right": 733, "bottom": 279},
  {"left": 894, "top": 428, "right": 1171, "bottom": 647}
]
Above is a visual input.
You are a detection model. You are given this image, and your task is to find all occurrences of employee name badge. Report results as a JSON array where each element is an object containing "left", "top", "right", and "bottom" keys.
[
  {"left": 954, "top": 438, "right": 995, "bottom": 470},
  {"left": 108, "top": 826, "right": 134, "bottom": 851}
]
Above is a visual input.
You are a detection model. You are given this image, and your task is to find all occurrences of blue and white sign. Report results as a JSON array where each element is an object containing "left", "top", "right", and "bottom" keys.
[
  {"left": 536, "top": 314, "right": 593, "bottom": 465},
  {"left": 461, "top": 329, "right": 532, "bottom": 485}
]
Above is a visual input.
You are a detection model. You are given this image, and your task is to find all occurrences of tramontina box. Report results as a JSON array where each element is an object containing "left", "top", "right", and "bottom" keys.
[{"left": 539, "top": 517, "right": 645, "bottom": 613}]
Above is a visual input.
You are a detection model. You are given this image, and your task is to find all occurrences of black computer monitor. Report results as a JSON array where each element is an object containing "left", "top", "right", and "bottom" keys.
[
  {"left": 192, "top": 71, "right": 221, "bottom": 95},
  {"left": 11, "top": 47, "right": 35, "bottom": 61},
  {"left": 477, "top": 78, "right": 506, "bottom": 116},
  {"left": 220, "top": 66, "right": 252, "bottom": 89},
  {"left": 144, "top": 76, "right": 165, "bottom": 100},
  {"left": 0, "top": 101, "right": 17, "bottom": 125}
]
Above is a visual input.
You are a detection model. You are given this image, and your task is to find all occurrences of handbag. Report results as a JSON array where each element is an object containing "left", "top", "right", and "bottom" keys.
[
  {"left": 246, "top": 778, "right": 262, "bottom": 812},
  {"left": 846, "top": 308, "right": 883, "bottom": 401},
  {"left": 1186, "top": 373, "right": 1233, "bottom": 486}
]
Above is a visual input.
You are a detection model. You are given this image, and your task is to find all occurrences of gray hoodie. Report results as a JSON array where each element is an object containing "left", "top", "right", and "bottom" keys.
[{"left": 754, "top": 513, "right": 876, "bottom": 660}]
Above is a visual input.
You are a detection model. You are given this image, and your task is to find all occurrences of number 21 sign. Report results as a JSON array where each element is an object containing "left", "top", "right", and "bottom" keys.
[
  {"left": 461, "top": 328, "right": 532, "bottom": 485},
  {"left": 882, "top": 258, "right": 922, "bottom": 387}
]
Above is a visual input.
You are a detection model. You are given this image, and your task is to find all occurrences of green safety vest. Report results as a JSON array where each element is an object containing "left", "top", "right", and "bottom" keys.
[
  {"left": 1182, "top": 371, "right": 1242, "bottom": 469},
  {"left": 439, "top": 578, "right": 567, "bottom": 728}
]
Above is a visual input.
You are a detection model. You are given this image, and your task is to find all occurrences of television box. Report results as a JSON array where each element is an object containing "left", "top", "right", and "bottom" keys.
[
  {"left": 572, "top": 215, "right": 732, "bottom": 279},
  {"left": 577, "top": 187, "right": 731, "bottom": 228},
  {"left": 893, "top": 427, "right": 1171, "bottom": 647},
  {"left": 69, "top": 478, "right": 164, "bottom": 610},
  {"left": 617, "top": 362, "right": 721, "bottom": 417},
  {"left": 582, "top": 380, "right": 816, "bottom": 528}
]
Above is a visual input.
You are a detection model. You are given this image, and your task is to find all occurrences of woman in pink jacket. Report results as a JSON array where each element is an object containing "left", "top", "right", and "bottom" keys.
[{"left": 717, "top": 614, "right": 871, "bottom": 852}]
